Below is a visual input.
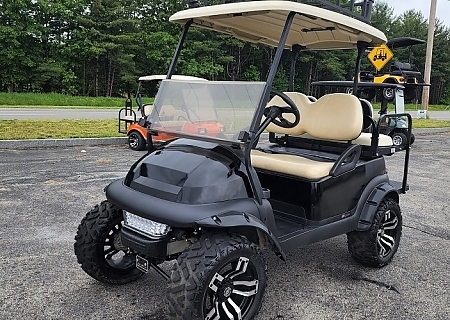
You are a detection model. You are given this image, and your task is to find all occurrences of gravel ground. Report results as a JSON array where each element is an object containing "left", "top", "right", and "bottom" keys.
[{"left": 0, "top": 132, "right": 449, "bottom": 320}]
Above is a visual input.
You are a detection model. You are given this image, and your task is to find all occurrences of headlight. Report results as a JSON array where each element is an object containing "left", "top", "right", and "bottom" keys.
[
  {"left": 220, "top": 126, "right": 226, "bottom": 133},
  {"left": 124, "top": 211, "right": 170, "bottom": 238}
]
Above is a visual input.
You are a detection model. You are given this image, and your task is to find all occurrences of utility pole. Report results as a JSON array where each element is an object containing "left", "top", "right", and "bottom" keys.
[{"left": 421, "top": 0, "right": 438, "bottom": 113}]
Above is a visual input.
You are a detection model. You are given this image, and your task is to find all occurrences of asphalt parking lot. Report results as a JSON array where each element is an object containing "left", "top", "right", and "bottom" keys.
[{"left": 1, "top": 132, "right": 449, "bottom": 320}]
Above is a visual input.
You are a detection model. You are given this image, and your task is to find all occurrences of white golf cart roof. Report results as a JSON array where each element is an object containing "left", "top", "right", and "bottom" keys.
[
  {"left": 170, "top": 1, "right": 387, "bottom": 49},
  {"left": 138, "top": 75, "right": 208, "bottom": 81}
]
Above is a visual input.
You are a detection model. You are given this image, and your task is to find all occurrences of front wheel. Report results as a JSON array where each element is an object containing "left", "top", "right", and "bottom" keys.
[
  {"left": 74, "top": 200, "right": 143, "bottom": 284},
  {"left": 391, "top": 132, "right": 407, "bottom": 147},
  {"left": 128, "top": 131, "right": 146, "bottom": 151},
  {"left": 167, "top": 233, "right": 267, "bottom": 320},
  {"left": 347, "top": 198, "right": 402, "bottom": 268}
]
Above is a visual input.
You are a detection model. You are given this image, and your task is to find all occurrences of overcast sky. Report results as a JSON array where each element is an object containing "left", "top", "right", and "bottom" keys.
[{"left": 382, "top": 0, "right": 450, "bottom": 27}]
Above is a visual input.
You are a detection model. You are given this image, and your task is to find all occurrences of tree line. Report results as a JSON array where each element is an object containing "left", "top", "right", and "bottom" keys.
[{"left": 1, "top": 0, "right": 450, "bottom": 104}]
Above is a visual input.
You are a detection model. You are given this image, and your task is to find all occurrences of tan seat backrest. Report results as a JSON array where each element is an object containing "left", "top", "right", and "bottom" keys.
[
  {"left": 143, "top": 104, "right": 153, "bottom": 116},
  {"left": 266, "top": 92, "right": 312, "bottom": 135},
  {"left": 265, "top": 92, "right": 363, "bottom": 141},
  {"left": 159, "top": 105, "right": 176, "bottom": 119}
]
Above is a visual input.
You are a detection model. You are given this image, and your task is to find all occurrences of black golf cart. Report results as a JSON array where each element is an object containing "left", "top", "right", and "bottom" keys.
[{"left": 74, "top": 1, "right": 411, "bottom": 319}]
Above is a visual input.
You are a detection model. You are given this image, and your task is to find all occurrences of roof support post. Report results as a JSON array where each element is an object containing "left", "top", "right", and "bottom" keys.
[
  {"left": 167, "top": 20, "right": 193, "bottom": 79},
  {"left": 289, "top": 44, "right": 303, "bottom": 92},
  {"left": 353, "top": 41, "right": 369, "bottom": 96}
]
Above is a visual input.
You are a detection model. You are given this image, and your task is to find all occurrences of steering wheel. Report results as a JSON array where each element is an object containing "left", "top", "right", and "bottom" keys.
[{"left": 264, "top": 89, "right": 300, "bottom": 128}]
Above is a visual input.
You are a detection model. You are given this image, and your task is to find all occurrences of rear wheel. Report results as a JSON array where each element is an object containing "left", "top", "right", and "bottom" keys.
[
  {"left": 347, "top": 198, "right": 402, "bottom": 267},
  {"left": 383, "top": 87, "right": 395, "bottom": 101},
  {"left": 410, "top": 133, "right": 416, "bottom": 145},
  {"left": 167, "top": 233, "right": 267, "bottom": 320},
  {"left": 128, "top": 131, "right": 146, "bottom": 151},
  {"left": 74, "top": 200, "right": 143, "bottom": 284}
]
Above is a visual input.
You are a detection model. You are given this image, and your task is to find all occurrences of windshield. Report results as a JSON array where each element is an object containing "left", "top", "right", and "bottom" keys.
[{"left": 149, "top": 80, "right": 265, "bottom": 143}]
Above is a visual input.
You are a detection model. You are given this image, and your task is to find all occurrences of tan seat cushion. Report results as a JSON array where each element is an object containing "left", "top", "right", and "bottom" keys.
[
  {"left": 251, "top": 150, "right": 334, "bottom": 180},
  {"left": 353, "top": 132, "right": 393, "bottom": 147},
  {"left": 121, "top": 115, "right": 136, "bottom": 121},
  {"left": 300, "top": 132, "right": 393, "bottom": 147}
]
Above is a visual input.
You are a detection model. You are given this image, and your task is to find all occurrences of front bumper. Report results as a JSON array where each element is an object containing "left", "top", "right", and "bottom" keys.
[{"left": 121, "top": 227, "right": 167, "bottom": 259}]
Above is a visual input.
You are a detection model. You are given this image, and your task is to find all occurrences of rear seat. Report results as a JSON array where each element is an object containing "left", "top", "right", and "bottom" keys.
[{"left": 251, "top": 92, "right": 388, "bottom": 179}]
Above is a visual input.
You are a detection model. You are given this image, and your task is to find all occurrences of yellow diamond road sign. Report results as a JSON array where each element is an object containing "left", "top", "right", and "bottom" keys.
[{"left": 368, "top": 44, "right": 394, "bottom": 71}]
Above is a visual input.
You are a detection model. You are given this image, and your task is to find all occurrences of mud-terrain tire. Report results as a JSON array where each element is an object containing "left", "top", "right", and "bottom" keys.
[
  {"left": 74, "top": 200, "right": 143, "bottom": 284},
  {"left": 128, "top": 131, "right": 146, "bottom": 151},
  {"left": 347, "top": 198, "right": 402, "bottom": 268},
  {"left": 167, "top": 233, "right": 267, "bottom": 320}
]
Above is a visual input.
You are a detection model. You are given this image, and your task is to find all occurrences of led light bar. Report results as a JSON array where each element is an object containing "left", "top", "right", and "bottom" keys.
[{"left": 123, "top": 211, "right": 170, "bottom": 238}]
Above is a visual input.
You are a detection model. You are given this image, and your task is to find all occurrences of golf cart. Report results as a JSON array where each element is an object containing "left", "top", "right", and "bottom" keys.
[
  {"left": 359, "top": 37, "right": 427, "bottom": 103},
  {"left": 75, "top": 1, "right": 411, "bottom": 319},
  {"left": 118, "top": 75, "right": 226, "bottom": 151},
  {"left": 378, "top": 86, "right": 415, "bottom": 149}
]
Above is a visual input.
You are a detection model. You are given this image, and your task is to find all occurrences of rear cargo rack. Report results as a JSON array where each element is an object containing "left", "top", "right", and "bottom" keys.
[{"left": 188, "top": 0, "right": 374, "bottom": 24}]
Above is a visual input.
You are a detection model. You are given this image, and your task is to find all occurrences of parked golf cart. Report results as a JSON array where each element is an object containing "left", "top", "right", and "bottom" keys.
[
  {"left": 358, "top": 37, "right": 427, "bottom": 103},
  {"left": 118, "top": 75, "right": 226, "bottom": 151},
  {"left": 75, "top": 1, "right": 411, "bottom": 319}
]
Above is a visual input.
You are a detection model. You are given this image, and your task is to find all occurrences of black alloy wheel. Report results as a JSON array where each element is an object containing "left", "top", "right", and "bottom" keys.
[
  {"left": 347, "top": 198, "right": 402, "bottom": 268},
  {"left": 167, "top": 233, "right": 267, "bottom": 320},
  {"left": 128, "top": 131, "right": 146, "bottom": 151}
]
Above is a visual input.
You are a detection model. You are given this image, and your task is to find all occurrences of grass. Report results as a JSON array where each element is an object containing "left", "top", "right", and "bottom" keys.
[
  {"left": 0, "top": 118, "right": 449, "bottom": 140},
  {"left": 0, "top": 119, "right": 118, "bottom": 140},
  {"left": 412, "top": 118, "right": 450, "bottom": 128},
  {"left": 371, "top": 103, "right": 449, "bottom": 111}
]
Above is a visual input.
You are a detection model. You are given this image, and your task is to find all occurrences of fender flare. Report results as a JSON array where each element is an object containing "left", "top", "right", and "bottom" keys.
[
  {"left": 127, "top": 126, "right": 147, "bottom": 140},
  {"left": 195, "top": 211, "right": 286, "bottom": 260},
  {"left": 356, "top": 180, "right": 399, "bottom": 231}
]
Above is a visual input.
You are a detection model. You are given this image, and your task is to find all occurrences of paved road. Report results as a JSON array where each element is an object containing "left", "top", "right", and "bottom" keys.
[
  {"left": 1, "top": 108, "right": 450, "bottom": 120},
  {"left": 1, "top": 133, "right": 449, "bottom": 319}
]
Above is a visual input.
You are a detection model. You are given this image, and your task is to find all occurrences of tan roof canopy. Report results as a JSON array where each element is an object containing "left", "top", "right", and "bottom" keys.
[{"left": 170, "top": 1, "right": 387, "bottom": 50}]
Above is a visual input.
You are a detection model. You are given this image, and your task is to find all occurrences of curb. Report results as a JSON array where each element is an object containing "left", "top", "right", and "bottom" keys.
[
  {"left": 0, "top": 128, "right": 448, "bottom": 150},
  {"left": 0, "top": 137, "right": 127, "bottom": 150}
]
